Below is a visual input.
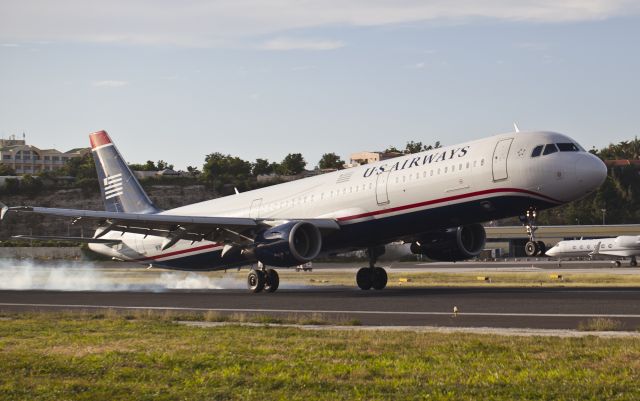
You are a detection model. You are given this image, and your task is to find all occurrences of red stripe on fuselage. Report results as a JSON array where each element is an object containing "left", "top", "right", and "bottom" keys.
[
  {"left": 337, "top": 188, "right": 560, "bottom": 222},
  {"left": 134, "top": 243, "right": 221, "bottom": 262}
]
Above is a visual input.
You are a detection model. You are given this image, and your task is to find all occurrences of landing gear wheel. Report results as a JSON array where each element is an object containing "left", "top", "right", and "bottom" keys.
[
  {"left": 264, "top": 269, "right": 280, "bottom": 293},
  {"left": 356, "top": 268, "right": 373, "bottom": 290},
  {"left": 371, "top": 267, "right": 388, "bottom": 290},
  {"left": 615, "top": 260, "right": 622, "bottom": 267},
  {"left": 525, "top": 241, "right": 539, "bottom": 257},
  {"left": 631, "top": 257, "right": 638, "bottom": 267},
  {"left": 536, "top": 241, "right": 546, "bottom": 256},
  {"left": 247, "top": 270, "right": 266, "bottom": 293}
]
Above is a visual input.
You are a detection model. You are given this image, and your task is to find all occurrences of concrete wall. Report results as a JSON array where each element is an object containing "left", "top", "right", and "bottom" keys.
[{"left": 0, "top": 247, "right": 82, "bottom": 260}]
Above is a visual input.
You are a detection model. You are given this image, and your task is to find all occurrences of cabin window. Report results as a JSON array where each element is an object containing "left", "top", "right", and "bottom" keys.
[
  {"left": 531, "top": 145, "right": 543, "bottom": 157},
  {"left": 430, "top": 170, "right": 433, "bottom": 176},
  {"left": 572, "top": 246, "right": 576, "bottom": 250},
  {"left": 579, "top": 245, "right": 583, "bottom": 249},
  {"left": 542, "top": 144, "right": 558, "bottom": 155},
  {"left": 466, "top": 162, "right": 470, "bottom": 169},
  {"left": 480, "top": 159, "right": 485, "bottom": 166},
  {"left": 608, "top": 244, "right": 613, "bottom": 248},
  {"left": 423, "top": 171, "right": 427, "bottom": 178},
  {"left": 557, "top": 143, "right": 580, "bottom": 152},
  {"left": 444, "top": 167, "right": 448, "bottom": 173},
  {"left": 601, "top": 244, "right": 605, "bottom": 248}
]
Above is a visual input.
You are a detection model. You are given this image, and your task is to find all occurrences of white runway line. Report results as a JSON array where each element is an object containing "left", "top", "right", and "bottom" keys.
[
  {"left": 3, "top": 302, "right": 640, "bottom": 319},
  {"left": 180, "top": 321, "right": 640, "bottom": 338}
]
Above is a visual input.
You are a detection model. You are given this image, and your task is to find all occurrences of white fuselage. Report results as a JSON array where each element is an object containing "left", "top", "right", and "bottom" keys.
[
  {"left": 546, "top": 236, "right": 640, "bottom": 259},
  {"left": 90, "top": 130, "right": 607, "bottom": 268}
]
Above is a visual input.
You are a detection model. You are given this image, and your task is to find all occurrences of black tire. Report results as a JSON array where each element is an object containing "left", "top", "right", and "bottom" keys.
[
  {"left": 264, "top": 269, "right": 280, "bottom": 293},
  {"left": 247, "top": 270, "right": 266, "bottom": 293},
  {"left": 525, "top": 241, "right": 539, "bottom": 257},
  {"left": 631, "top": 260, "right": 638, "bottom": 267},
  {"left": 372, "top": 267, "right": 388, "bottom": 290},
  {"left": 536, "top": 241, "right": 546, "bottom": 256},
  {"left": 615, "top": 261, "right": 622, "bottom": 267},
  {"left": 356, "top": 267, "right": 372, "bottom": 290}
]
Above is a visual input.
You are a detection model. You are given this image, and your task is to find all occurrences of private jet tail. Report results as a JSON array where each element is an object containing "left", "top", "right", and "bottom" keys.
[{"left": 89, "top": 130, "right": 160, "bottom": 214}]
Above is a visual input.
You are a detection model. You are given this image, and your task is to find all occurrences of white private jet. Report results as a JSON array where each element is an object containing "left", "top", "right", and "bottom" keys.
[
  {"left": 1, "top": 130, "right": 607, "bottom": 292},
  {"left": 546, "top": 236, "right": 640, "bottom": 266}
]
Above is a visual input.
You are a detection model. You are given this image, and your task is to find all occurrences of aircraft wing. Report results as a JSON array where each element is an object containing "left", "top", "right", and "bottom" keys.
[
  {"left": 0, "top": 203, "right": 340, "bottom": 247},
  {"left": 11, "top": 235, "right": 122, "bottom": 244}
]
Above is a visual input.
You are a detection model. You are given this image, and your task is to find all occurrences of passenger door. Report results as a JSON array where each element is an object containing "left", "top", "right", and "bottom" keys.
[
  {"left": 375, "top": 170, "right": 392, "bottom": 205},
  {"left": 492, "top": 138, "right": 513, "bottom": 181}
]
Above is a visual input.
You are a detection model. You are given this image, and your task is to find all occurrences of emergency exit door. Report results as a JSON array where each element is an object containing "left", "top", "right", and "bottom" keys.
[{"left": 375, "top": 170, "right": 392, "bottom": 205}]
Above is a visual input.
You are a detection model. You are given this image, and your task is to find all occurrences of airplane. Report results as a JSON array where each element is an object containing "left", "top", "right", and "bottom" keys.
[
  {"left": 546, "top": 236, "right": 640, "bottom": 266},
  {"left": 0, "top": 129, "right": 607, "bottom": 293}
]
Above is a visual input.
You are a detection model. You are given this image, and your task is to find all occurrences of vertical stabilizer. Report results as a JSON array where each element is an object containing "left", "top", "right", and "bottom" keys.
[{"left": 89, "top": 130, "right": 160, "bottom": 214}]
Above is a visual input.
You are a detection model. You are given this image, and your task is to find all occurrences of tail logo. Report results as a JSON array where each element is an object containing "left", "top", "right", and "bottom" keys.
[{"left": 104, "top": 173, "right": 124, "bottom": 199}]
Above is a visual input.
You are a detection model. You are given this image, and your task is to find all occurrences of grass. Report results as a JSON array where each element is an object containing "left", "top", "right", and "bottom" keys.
[
  {"left": 2, "top": 312, "right": 640, "bottom": 400},
  {"left": 578, "top": 318, "right": 626, "bottom": 331}
]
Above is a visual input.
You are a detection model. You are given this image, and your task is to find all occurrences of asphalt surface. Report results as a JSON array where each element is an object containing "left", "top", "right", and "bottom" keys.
[{"left": 3, "top": 287, "right": 640, "bottom": 330}]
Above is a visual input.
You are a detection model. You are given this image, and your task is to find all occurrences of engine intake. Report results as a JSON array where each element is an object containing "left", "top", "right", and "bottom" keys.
[
  {"left": 254, "top": 221, "right": 322, "bottom": 267},
  {"left": 410, "top": 224, "right": 486, "bottom": 262}
]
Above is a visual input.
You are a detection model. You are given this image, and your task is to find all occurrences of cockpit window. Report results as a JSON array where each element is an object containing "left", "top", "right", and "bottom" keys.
[
  {"left": 557, "top": 143, "right": 580, "bottom": 152},
  {"left": 542, "top": 144, "right": 558, "bottom": 155},
  {"left": 531, "top": 145, "right": 543, "bottom": 157}
]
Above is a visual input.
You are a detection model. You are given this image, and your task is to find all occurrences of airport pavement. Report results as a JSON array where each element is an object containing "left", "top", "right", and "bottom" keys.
[{"left": 3, "top": 287, "right": 640, "bottom": 330}]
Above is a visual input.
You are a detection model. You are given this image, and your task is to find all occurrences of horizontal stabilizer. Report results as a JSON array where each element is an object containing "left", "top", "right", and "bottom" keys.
[{"left": 11, "top": 235, "right": 122, "bottom": 244}]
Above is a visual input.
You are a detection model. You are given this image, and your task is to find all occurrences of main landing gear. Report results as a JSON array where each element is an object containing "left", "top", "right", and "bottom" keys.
[
  {"left": 356, "top": 246, "right": 388, "bottom": 291},
  {"left": 247, "top": 262, "right": 280, "bottom": 293},
  {"left": 521, "top": 208, "right": 546, "bottom": 257},
  {"left": 631, "top": 257, "right": 638, "bottom": 267}
]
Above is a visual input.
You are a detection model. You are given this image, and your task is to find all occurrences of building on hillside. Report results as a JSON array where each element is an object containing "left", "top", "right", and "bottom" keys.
[
  {"left": 346, "top": 151, "right": 403, "bottom": 168},
  {"left": 0, "top": 136, "right": 90, "bottom": 175}
]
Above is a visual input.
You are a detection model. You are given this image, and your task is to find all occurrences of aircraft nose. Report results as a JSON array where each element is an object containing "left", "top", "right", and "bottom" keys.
[{"left": 575, "top": 153, "right": 607, "bottom": 192}]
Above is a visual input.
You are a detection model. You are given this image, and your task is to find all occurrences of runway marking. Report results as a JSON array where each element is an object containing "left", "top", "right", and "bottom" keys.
[{"left": 3, "top": 302, "right": 640, "bottom": 319}]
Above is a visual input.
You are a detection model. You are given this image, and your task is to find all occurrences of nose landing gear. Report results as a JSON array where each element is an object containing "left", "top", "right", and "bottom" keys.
[
  {"left": 521, "top": 208, "right": 547, "bottom": 257},
  {"left": 356, "top": 246, "right": 388, "bottom": 290}
]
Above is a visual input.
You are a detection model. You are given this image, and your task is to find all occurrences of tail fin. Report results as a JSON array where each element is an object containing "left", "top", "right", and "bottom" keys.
[{"left": 89, "top": 130, "right": 160, "bottom": 214}]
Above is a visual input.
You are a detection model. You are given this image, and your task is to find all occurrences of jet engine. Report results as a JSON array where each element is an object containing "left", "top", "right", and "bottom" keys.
[
  {"left": 410, "top": 224, "right": 486, "bottom": 262},
  {"left": 253, "top": 221, "right": 322, "bottom": 267}
]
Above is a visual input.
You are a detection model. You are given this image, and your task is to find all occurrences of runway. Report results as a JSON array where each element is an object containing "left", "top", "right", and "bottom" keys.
[{"left": 3, "top": 287, "right": 640, "bottom": 330}]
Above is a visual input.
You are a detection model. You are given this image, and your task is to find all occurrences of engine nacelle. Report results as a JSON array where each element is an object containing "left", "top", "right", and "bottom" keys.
[
  {"left": 410, "top": 224, "right": 486, "bottom": 262},
  {"left": 254, "top": 221, "right": 322, "bottom": 267}
]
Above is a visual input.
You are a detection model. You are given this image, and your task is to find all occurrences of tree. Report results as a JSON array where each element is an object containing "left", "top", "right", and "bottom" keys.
[
  {"left": 202, "top": 153, "right": 252, "bottom": 181},
  {"left": 318, "top": 153, "right": 345, "bottom": 170},
  {"left": 404, "top": 141, "right": 424, "bottom": 154},
  {"left": 57, "top": 154, "right": 97, "bottom": 179},
  {"left": 404, "top": 140, "right": 442, "bottom": 154},
  {"left": 0, "top": 164, "right": 16, "bottom": 176},
  {"left": 384, "top": 145, "right": 402, "bottom": 154},
  {"left": 156, "top": 160, "right": 174, "bottom": 171},
  {"left": 186, "top": 166, "right": 201, "bottom": 176},
  {"left": 279, "top": 153, "right": 306, "bottom": 175},
  {"left": 129, "top": 160, "right": 158, "bottom": 171},
  {"left": 252, "top": 158, "right": 275, "bottom": 176}
]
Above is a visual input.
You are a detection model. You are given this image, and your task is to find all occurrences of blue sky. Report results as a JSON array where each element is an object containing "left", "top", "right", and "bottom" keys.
[{"left": 1, "top": 1, "right": 639, "bottom": 169}]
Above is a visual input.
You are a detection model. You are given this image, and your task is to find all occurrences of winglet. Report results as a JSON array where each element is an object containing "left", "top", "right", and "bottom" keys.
[
  {"left": 0, "top": 202, "right": 8, "bottom": 220},
  {"left": 513, "top": 123, "right": 520, "bottom": 133}
]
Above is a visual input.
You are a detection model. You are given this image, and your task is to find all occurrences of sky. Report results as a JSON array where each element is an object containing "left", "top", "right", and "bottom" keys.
[{"left": 1, "top": 0, "right": 639, "bottom": 169}]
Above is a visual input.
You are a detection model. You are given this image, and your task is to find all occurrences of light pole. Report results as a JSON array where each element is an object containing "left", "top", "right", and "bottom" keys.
[{"left": 601, "top": 208, "right": 607, "bottom": 225}]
